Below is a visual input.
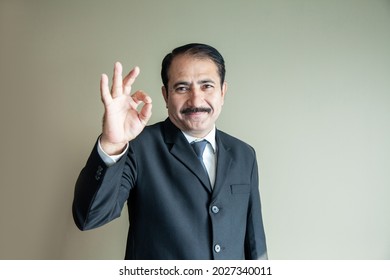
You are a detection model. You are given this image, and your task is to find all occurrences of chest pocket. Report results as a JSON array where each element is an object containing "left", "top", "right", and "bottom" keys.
[{"left": 230, "top": 184, "right": 250, "bottom": 194}]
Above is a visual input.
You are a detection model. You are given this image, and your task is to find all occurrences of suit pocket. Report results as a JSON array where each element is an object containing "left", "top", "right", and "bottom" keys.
[{"left": 230, "top": 184, "right": 250, "bottom": 194}]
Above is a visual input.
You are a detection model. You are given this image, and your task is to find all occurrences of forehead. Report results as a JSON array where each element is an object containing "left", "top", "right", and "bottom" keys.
[{"left": 168, "top": 54, "right": 220, "bottom": 83}]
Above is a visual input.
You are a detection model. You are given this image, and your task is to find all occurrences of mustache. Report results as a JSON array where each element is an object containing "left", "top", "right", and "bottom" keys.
[{"left": 180, "top": 107, "right": 212, "bottom": 114}]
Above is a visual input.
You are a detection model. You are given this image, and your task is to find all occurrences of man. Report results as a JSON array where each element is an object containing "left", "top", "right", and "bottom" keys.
[{"left": 73, "top": 43, "right": 267, "bottom": 260}]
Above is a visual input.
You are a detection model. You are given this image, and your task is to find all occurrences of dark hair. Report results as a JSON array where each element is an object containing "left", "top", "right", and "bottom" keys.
[{"left": 161, "top": 43, "right": 226, "bottom": 91}]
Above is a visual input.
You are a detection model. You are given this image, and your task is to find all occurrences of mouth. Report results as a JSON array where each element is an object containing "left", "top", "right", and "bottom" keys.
[{"left": 180, "top": 107, "right": 212, "bottom": 115}]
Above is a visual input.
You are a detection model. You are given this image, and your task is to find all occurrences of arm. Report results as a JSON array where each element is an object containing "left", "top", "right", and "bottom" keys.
[
  {"left": 244, "top": 150, "right": 268, "bottom": 259},
  {"left": 73, "top": 62, "right": 152, "bottom": 230},
  {"left": 72, "top": 140, "right": 137, "bottom": 230}
]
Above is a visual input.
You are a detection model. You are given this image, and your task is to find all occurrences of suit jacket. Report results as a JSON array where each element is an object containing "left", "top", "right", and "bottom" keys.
[{"left": 73, "top": 118, "right": 267, "bottom": 259}]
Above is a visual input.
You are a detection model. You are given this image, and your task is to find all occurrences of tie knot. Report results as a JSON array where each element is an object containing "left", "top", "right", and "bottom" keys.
[{"left": 191, "top": 140, "right": 208, "bottom": 158}]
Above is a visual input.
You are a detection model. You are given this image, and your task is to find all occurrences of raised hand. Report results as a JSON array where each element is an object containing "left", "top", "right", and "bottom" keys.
[{"left": 100, "top": 62, "right": 152, "bottom": 155}]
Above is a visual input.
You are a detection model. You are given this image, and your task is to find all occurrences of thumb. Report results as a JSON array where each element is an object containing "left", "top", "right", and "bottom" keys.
[{"left": 138, "top": 102, "right": 153, "bottom": 125}]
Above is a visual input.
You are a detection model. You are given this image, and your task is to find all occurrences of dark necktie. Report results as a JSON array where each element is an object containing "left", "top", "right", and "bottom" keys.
[{"left": 191, "top": 140, "right": 208, "bottom": 176}]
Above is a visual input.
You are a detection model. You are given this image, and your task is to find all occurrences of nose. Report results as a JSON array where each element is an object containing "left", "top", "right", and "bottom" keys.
[{"left": 188, "top": 86, "right": 204, "bottom": 107}]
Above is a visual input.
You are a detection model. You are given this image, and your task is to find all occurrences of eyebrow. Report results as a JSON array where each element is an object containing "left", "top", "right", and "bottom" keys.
[
  {"left": 172, "top": 79, "right": 216, "bottom": 89},
  {"left": 198, "top": 79, "right": 216, "bottom": 85},
  {"left": 172, "top": 81, "right": 191, "bottom": 89}
]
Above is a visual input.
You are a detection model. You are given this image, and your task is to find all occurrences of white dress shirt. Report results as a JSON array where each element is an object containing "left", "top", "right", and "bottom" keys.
[
  {"left": 97, "top": 126, "right": 217, "bottom": 187},
  {"left": 181, "top": 127, "right": 217, "bottom": 187}
]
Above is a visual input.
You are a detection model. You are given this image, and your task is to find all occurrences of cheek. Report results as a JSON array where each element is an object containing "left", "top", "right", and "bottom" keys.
[
  {"left": 210, "top": 97, "right": 224, "bottom": 109},
  {"left": 168, "top": 97, "right": 185, "bottom": 111}
]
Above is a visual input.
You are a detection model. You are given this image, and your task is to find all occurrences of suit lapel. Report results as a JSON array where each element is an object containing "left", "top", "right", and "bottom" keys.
[
  {"left": 163, "top": 119, "right": 212, "bottom": 193},
  {"left": 212, "top": 131, "right": 233, "bottom": 198}
]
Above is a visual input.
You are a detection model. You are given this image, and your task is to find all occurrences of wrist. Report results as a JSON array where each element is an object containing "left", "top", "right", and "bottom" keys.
[{"left": 100, "top": 137, "right": 127, "bottom": 156}]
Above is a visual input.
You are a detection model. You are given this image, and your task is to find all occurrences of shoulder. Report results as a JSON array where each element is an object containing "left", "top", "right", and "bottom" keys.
[{"left": 216, "top": 129, "right": 256, "bottom": 156}]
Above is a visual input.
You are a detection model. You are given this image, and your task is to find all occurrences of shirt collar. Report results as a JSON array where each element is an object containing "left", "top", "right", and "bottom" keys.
[{"left": 181, "top": 126, "right": 216, "bottom": 153}]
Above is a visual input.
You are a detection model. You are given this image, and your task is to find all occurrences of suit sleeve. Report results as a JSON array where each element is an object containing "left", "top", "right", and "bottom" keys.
[
  {"left": 72, "top": 140, "right": 136, "bottom": 231},
  {"left": 244, "top": 149, "right": 268, "bottom": 259}
]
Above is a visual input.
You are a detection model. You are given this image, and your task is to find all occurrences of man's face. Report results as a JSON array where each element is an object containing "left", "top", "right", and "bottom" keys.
[{"left": 162, "top": 54, "right": 227, "bottom": 138}]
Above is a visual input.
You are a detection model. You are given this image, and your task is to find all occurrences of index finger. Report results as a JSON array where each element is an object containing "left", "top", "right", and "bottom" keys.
[{"left": 131, "top": 90, "right": 152, "bottom": 105}]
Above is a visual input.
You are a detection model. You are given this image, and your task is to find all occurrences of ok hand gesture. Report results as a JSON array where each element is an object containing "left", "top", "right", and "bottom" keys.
[{"left": 100, "top": 62, "right": 152, "bottom": 155}]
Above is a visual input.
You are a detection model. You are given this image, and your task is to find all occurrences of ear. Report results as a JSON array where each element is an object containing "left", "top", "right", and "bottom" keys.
[
  {"left": 161, "top": 86, "right": 168, "bottom": 107},
  {"left": 221, "top": 81, "right": 227, "bottom": 105}
]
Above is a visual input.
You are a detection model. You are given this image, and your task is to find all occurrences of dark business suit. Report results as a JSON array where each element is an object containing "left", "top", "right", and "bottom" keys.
[{"left": 73, "top": 118, "right": 267, "bottom": 259}]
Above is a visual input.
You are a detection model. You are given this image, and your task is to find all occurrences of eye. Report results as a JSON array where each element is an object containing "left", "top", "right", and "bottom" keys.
[
  {"left": 202, "top": 84, "right": 214, "bottom": 90},
  {"left": 175, "top": 86, "right": 189, "bottom": 93}
]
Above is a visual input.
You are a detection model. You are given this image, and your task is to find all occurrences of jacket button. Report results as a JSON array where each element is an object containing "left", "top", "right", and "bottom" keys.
[
  {"left": 214, "top": 244, "right": 221, "bottom": 253},
  {"left": 211, "top": 206, "right": 219, "bottom": 214},
  {"left": 95, "top": 165, "right": 103, "bottom": 180}
]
